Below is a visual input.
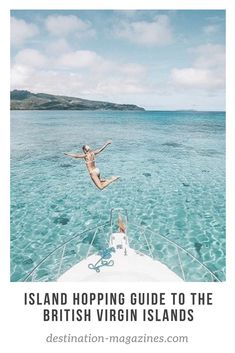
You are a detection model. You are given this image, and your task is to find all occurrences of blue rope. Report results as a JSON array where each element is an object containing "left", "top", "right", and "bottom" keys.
[{"left": 88, "top": 247, "right": 115, "bottom": 273}]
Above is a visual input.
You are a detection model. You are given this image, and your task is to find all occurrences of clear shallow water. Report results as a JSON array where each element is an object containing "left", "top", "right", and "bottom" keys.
[{"left": 11, "top": 110, "right": 225, "bottom": 281}]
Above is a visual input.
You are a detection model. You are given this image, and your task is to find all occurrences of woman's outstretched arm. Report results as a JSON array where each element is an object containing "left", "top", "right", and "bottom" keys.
[
  {"left": 94, "top": 140, "right": 112, "bottom": 155},
  {"left": 64, "top": 152, "right": 85, "bottom": 158}
]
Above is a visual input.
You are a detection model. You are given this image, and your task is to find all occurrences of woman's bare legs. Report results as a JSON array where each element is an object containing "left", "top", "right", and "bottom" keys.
[
  {"left": 118, "top": 214, "right": 126, "bottom": 233},
  {"left": 90, "top": 173, "right": 119, "bottom": 190}
]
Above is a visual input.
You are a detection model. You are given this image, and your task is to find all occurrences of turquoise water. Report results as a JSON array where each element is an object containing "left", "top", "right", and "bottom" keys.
[{"left": 11, "top": 110, "right": 225, "bottom": 281}]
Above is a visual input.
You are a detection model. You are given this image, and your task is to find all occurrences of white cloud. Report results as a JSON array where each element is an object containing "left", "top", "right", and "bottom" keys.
[
  {"left": 55, "top": 49, "right": 147, "bottom": 80},
  {"left": 11, "top": 68, "right": 85, "bottom": 95},
  {"left": 115, "top": 15, "right": 173, "bottom": 46},
  {"left": 11, "top": 65, "right": 35, "bottom": 87},
  {"left": 11, "top": 17, "right": 39, "bottom": 47},
  {"left": 14, "top": 49, "right": 47, "bottom": 68},
  {"left": 96, "top": 79, "right": 147, "bottom": 95},
  {"left": 203, "top": 24, "right": 219, "bottom": 35},
  {"left": 45, "top": 39, "right": 71, "bottom": 55},
  {"left": 10, "top": 66, "right": 148, "bottom": 98},
  {"left": 119, "top": 63, "right": 146, "bottom": 78},
  {"left": 45, "top": 15, "right": 95, "bottom": 38},
  {"left": 171, "top": 44, "right": 225, "bottom": 91},
  {"left": 171, "top": 68, "right": 224, "bottom": 90},
  {"left": 11, "top": 45, "right": 149, "bottom": 99},
  {"left": 192, "top": 44, "right": 225, "bottom": 69},
  {"left": 57, "top": 50, "right": 103, "bottom": 69}
]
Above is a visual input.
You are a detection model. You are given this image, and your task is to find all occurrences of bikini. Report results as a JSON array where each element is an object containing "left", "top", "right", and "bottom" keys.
[
  {"left": 89, "top": 167, "right": 100, "bottom": 176},
  {"left": 85, "top": 154, "right": 100, "bottom": 176}
]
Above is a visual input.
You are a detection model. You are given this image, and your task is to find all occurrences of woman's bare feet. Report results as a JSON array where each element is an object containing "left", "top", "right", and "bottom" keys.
[{"left": 111, "top": 176, "right": 120, "bottom": 181}]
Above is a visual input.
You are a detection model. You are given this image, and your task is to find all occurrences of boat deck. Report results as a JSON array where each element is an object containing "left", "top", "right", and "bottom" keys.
[{"left": 58, "top": 232, "right": 183, "bottom": 282}]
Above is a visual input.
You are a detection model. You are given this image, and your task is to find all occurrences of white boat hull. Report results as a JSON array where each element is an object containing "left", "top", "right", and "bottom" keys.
[{"left": 58, "top": 232, "right": 183, "bottom": 282}]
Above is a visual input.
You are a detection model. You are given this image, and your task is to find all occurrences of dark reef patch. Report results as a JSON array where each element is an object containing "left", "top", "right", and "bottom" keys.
[
  {"left": 22, "top": 258, "right": 34, "bottom": 266},
  {"left": 194, "top": 242, "right": 202, "bottom": 256},
  {"left": 53, "top": 215, "right": 70, "bottom": 225},
  {"left": 60, "top": 163, "right": 73, "bottom": 168},
  {"left": 162, "top": 142, "right": 183, "bottom": 148}
]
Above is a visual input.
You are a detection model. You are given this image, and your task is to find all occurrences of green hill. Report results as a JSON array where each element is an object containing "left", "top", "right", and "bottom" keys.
[{"left": 10, "top": 90, "right": 145, "bottom": 111}]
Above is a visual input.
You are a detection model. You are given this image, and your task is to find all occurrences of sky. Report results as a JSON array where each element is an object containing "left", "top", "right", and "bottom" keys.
[{"left": 10, "top": 10, "right": 225, "bottom": 110}]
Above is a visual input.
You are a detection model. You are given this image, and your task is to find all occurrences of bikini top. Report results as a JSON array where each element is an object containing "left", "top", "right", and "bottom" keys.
[{"left": 85, "top": 152, "right": 95, "bottom": 164}]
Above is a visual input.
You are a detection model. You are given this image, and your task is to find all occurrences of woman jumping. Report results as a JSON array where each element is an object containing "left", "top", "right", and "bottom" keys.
[{"left": 64, "top": 140, "right": 120, "bottom": 190}]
